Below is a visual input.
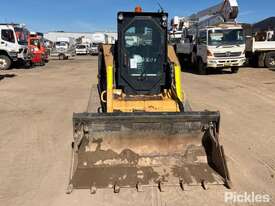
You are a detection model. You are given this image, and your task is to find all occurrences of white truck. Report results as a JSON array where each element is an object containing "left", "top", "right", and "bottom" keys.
[
  {"left": 90, "top": 33, "right": 108, "bottom": 55},
  {"left": 246, "top": 30, "right": 275, "bottom": 68},
  {"left": 75, "top": 44, "right": 89, "bottom": 55},
  {"left": 51, "top": 37, "right": 76, "bottom": 60},
  {"left": 0, "top": 23, "right": 31, "bottom": 70},
  {"left": 171, "top": 0, "right": 246, "bottom": 74}
]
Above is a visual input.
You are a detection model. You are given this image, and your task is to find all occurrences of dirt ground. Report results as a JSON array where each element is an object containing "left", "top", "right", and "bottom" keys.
[{"left": 0, "top": 55, "right": 274, "bottom": 206}]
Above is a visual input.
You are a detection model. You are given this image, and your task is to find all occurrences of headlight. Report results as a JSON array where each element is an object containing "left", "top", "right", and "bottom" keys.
[
  {"left": 207, "top": 49, "right": 214, "bottom": 57},
  {"left": 31, "top": 47, "right": 39, "bottom": 52}
]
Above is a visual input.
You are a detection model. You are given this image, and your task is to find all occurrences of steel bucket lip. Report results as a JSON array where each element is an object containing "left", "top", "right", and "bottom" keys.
[{"left": 73, "top": 111, "right": 220, "bottom": 122}]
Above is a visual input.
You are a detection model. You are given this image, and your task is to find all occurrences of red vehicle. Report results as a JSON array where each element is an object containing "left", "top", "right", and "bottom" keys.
[{"left": 28, "top": 33, "right": 48, "bottom": 66}]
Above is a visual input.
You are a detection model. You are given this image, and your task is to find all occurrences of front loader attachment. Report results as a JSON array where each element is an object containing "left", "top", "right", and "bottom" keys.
[{"left": 67, "top": 112, "right": 231, "bottom": 193}]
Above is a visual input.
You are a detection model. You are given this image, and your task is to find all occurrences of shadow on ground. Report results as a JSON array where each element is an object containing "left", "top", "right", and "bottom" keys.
[
  {"left": 0, "top": 74, "right": 16, "bottom": 81},
  {"left": 181, "top": 65, "right": 234, "bottom": 75}
]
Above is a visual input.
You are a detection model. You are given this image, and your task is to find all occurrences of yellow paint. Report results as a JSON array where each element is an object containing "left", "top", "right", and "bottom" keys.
[
  {"left": 112, "top": 97, "right": 180, "bottom": 112},
  {"left": 107, "top": 65, "right": 113, "bottom": 112},
  {"left": 102, "top": 44, "right": 184, "bottom": 113},
  {"left": 174, "top": 64, "right": 183, "bottom": 101}
]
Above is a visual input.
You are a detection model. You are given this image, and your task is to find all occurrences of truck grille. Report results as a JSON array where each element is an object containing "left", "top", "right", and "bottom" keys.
[{"left": 214, "top": 52, "right": 242, "bottom": 57}]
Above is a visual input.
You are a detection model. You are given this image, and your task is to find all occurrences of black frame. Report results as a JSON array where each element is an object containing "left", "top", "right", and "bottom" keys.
[{"left": 116, "top": 12, "right": 168, "bottom": 95}]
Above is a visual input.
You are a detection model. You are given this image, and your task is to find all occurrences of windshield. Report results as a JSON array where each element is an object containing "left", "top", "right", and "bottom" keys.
[
  {"left": 30, "top": 39, "right": 40, "bottom": 48},
  {"left": 55, "top": 41, "right": 68, "bottom": 47},
  {"left": 76, "top": 45, "right": 86, "bottom": 49},
  {"left": 124, "top": 20, "right": 163, "bottom": 77},
  {"left": 208, "top": 29, "right": 244, "bottom": 46},
  {"left": 14, "top": 27, "right": 29, "bottom": 45}
]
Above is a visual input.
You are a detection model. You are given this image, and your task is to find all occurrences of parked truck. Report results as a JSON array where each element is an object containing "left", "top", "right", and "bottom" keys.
[
  {"left": 246, "top": 30, "right": 275, "bottom": 68},
  {"left": 0, "top": 23, "right": 31, "bottom": 70},
  {"left": 51, "top": 37, "right": 76, "bottom": 60},
  {"left": 28, "top": 32, "right": 48, "bottom": 66},
  {"left": 171, "top": 0, "right": 246, "bottom": 74},
  {"left": 90, "top": 33, "right": 108, "bottom": 55},
  {"left": 75, "top": 44, "right": 89, "bottom": 55}
]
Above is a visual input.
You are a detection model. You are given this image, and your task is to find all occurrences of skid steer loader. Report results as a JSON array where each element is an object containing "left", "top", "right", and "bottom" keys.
[{"left": 67, "top": 8, "right": 232, "bottom": 194}]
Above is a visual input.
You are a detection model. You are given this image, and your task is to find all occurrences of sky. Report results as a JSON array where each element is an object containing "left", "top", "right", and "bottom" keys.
[{"left": 0, "top": 0, "right": 274, "bottom": 32}]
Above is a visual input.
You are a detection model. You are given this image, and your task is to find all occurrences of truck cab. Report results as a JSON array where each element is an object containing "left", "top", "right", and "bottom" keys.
[
  {"left": 196, "top": 25, "right": 246, "bottom": 73},
  {"left": 89, "top": 43, "right": 99, "bottom": 55},
  {"left": 0, "top": 24, "right": 31, "bottom": 70},
  {"left": 246, "top": 30, "right": 275, "bottom": 68},
  {"left": 28, "top": 33, "right": 48, "bottom": 65},
  {"left": 75, "top": 44, "right": 89, "bottom": 55},
  {"left": 51, "top": 38, "right": 76, "bottom": 60}
]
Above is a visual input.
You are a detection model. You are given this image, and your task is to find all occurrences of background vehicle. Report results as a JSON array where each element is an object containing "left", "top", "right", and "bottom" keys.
[
  {"left": 0, "top": 23, "right": 31, "bottom": 70},
  {"left": 91, "top": 32, "right": 108, "bottom": 44},
  {"left": 28, "top": 32, "right": 48, "bottom": 66},
  {"left": 171, "top": 0, "right": 246, "bottom": 74},
  {"left": 89, "top": 43, "right": 99, "bottom": 55},
  {"left": 50, "top": 37, "right": 76, "bottom": 60},
  {"left": 67, "top": 7, "right": 231, "bottom": 194},
  {"left": 246, "top": 30, "right": 275, "bottom": 68},
  {"left": 75, "top": 44, "right": 89, "bottom": 55},
  {"left": 89, "top": 33, "right": 108, "bottom": 55}
]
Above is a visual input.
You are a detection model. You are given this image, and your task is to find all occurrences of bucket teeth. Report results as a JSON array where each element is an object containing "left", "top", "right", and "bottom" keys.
[
  {"left": 90, "top": 185, "right": 97, "bottom": 194},
  {"left": 201, "top": 180, "right": 209, "bottom": 190},
  {"left": 136, "top": 182, "right": 143, "bottom": 192},
  {"left": 66, "top": 183, "right": 74, "bottom": 194},
  {"left": 114, "top": 183, "right": 120, "bottom": 193},
  {"left": 158, "top": 181, "right": 164, "bottom": 192},
  {"left": 179, "top": 178, "right": 185, "bottom": 191}
]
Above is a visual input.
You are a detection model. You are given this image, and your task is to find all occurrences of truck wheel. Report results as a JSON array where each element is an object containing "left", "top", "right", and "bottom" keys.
[
  {"left": 59, "top": 54, "right": 65, "bottom": 60},
  {"left": 258, "top": 53, "right": 265, "bottom": 68},
  {"left": 40, "top": 59, "right": 45, "bottom": 66},
  {"left": 0, "top": 55, "right": 11, "bottom": 70},
  {"left": 198, "top": 59, "right": 207, "bottom": 75},
  {"left": 264, "top": 52, "right": 275, "bottom": 68},
  {"left": 231, "top": 67, "right": 239, "bottom": 73},
  {"left": 25, "top": 60, "right": 32, "bottom": 69}
]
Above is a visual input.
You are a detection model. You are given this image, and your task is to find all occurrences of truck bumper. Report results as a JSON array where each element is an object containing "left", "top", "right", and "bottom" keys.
[
  {"left": 76, "top": 51, "right": 87, "bottom": 54},
  {"left": 50, "top": 53, "right": 73, "bottom": 57},
  {"left": 17, "top": 48, "right": 32, "bottom": 61},
  {"left": 207, "top": 57, "right": 246, "bottom": 68}
]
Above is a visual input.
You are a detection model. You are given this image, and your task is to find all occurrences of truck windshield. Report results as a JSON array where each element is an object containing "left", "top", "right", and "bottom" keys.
[
  {"left": 14, "top": 27, "right": 29, "bottom": 45},
  {"left": 30, "top": 39, "right": 40, "bottom": 48},
  {"left": 208, "top": 29, "right": 244, "bottom": 46},
  {"left": 76, "top": 45, "right": 86, "bottom": 49},
  {"left": 55, "top": 41, "right": 68, "bottom": 47}
]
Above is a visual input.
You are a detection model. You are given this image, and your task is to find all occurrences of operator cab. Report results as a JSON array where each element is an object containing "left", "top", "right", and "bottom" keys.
[{"left": 116, "top": 9, "right": 169, "bottom": 95}]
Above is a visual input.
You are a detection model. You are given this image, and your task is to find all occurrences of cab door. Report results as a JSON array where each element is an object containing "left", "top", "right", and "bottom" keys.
[
  {"left": 0, "top": 28, "right": 18, "bottom": 52},
  {"left": 197, "top": 30, "right": 208, "bottom": 63},
  {"left": 117, "top": 14, "right": 167, "bottom": 95}
]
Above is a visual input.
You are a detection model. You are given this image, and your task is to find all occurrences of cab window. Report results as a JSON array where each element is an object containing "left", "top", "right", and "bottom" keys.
[
  {"left": 1, "top": 29, "right": 15, "bottom": 43},
  {"left": 198, "top": 31, "right": 207, "bottom": 45},
  {"left": 123, "top": 20, "right": 163, "bottom": 77}
]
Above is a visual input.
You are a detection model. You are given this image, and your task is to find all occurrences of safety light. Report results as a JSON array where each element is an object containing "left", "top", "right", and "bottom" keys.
[{"left": 135, "top": 5, "right": 142, "bottom": 13}]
